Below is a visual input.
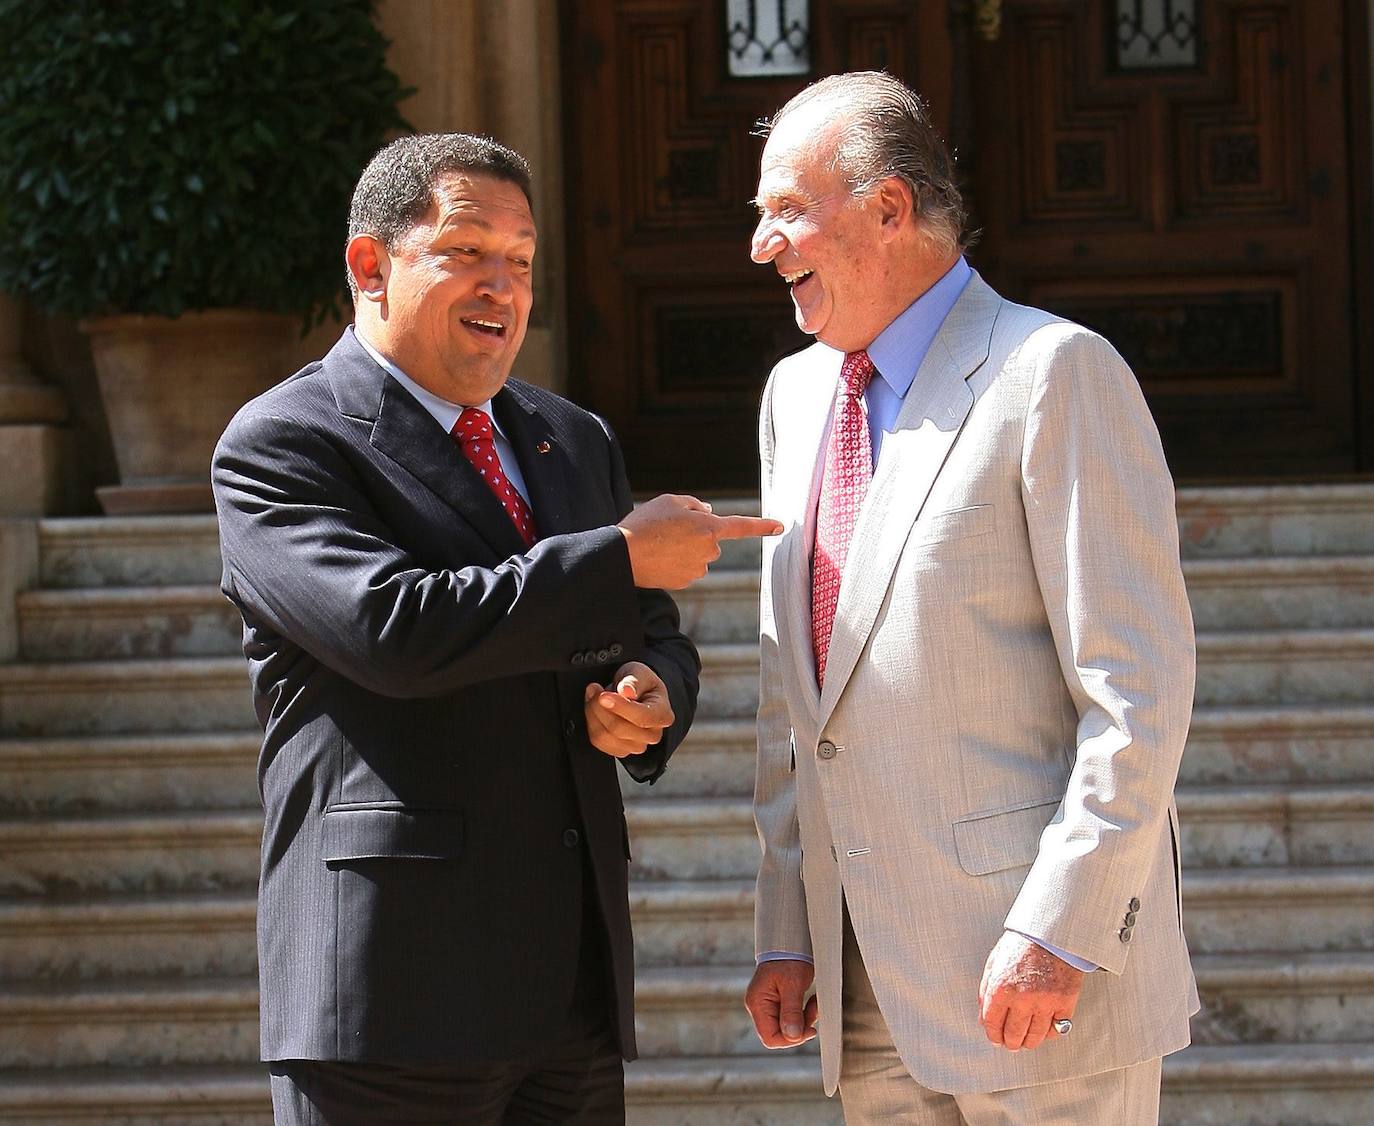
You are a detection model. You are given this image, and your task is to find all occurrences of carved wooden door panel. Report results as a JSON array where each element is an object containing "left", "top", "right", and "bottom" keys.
[
  {"left": 968, "top": 0, "right": 1358, "bottom": 478},
  {"left": 561, "top": 1, "right": 951, "bottom": 490}
]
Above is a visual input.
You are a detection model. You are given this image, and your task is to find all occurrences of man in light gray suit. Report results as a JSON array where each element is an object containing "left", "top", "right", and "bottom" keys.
[{"left": 743, "top": 72, "right": 1199, "bottom": 1123}]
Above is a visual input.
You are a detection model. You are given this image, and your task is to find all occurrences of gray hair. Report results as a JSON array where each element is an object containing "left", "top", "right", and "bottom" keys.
[
  {"left": 761, "top": 71, "right": 971, "bottom": 257},
  {"left": 346, "top": 133, "right": 533, "bottom": 299}
]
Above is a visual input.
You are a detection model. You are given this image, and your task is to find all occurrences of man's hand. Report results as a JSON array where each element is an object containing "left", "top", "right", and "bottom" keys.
[
  {"left": 618, "top": 494, "right": 783, "bottom": 589},
  {"left": 744, "top": 959, "right": 819, "bottom": 1049},
  {"left": 978, "top": 931, "right": 1083, "bottom": 1051},
  {"left": 584, "top": 662, "right": 674, "bottom": 759}
]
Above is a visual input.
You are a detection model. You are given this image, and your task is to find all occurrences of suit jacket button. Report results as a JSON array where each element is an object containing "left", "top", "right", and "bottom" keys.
[
  {"left": 565, "top": 720, "right": 577, "bottom": 737},
  {"left": 596, "top": 648, "right": 611, "bottom": 663},
  {"left": 1124, "top": 910, "right": 1138, "bottom": 926},
  {"left": 817, "top": 740, "right": 837, "bottom": 760},
  {"left": 563, "top": 828, "right": 581, "bottom": 849},
  {"left": 609, "top": 643, "right": 623, "bottom": 658},
  {"left": 1119, "top": 925, "right": 1134, "bottom": 942},
  {"left": 571, "top": 653, "right": 585, "bottom": 667},
  {"left": 1129, "top": 897, "right": 1141, "bottom": 912}
]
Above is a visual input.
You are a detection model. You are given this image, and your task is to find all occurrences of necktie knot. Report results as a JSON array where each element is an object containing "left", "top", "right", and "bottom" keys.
[
  {"left": 841, "top": 349, "right": 875, "bottom": 398},
  {"left": 456, "top": 406, "right": 495, "bottom": 445}
]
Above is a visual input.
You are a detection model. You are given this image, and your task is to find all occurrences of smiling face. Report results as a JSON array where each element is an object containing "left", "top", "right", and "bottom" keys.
[
  {"left": 369, "top": 171, "right": 536, "bottom": 405},
  {"left": 751, "top": 106, "right": 903, "bottom": 353}
]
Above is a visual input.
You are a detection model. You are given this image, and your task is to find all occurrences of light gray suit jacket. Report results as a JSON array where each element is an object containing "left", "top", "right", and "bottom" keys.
[{"left": 754, "top": 273, "right": 1200, "bottom": 1095}]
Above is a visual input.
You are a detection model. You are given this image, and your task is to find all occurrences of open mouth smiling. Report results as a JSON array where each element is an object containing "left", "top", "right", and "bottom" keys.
[
  {"left": 783, "top": 269, "right": 814, "bottom": 289},
  {"left": 461, "top": 317, "right": 507, "bottom": 338}
]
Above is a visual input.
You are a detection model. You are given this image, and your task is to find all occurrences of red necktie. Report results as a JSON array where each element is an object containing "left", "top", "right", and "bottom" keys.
[
  {"left": 812, "top": 350, "right": 875, "bottom": 686},
  {"left": 451, "top": 407, "right": 538, "bottom": 547}
]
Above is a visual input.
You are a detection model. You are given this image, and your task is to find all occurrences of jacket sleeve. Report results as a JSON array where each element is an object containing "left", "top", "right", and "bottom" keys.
[
  {"left": 212, "top": 405, "right": 649, "bottom": 700},
  {"left": 596, "top": 414, "right": 701, "bottom": 784},
  {"left": 752, "top": 366, "right": 813, "bottom": 960},
  {"left": 1003, "top": 327, "right": 1196, "bottom": 973}
]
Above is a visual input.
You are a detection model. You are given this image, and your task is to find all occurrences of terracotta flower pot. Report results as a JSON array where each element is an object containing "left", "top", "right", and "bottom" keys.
[{"left": 80, "top": 309, "right": 295, "bottom": 514}]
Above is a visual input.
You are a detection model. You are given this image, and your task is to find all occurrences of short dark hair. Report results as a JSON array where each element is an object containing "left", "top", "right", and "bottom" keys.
[
  {"left": 346, "top": 133, "right": 534, "bottom": 298},
  {"left": 760, "top": 71, "right": 971, "bottom": 257}
]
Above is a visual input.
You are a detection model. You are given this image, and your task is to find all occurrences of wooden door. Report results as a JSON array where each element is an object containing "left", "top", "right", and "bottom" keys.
[
  {"left": 967, "top": 0, "right": 1361, "bottom": 479},
  {"left": 561, "top": 1, "right": 951, "bottom": 490}
]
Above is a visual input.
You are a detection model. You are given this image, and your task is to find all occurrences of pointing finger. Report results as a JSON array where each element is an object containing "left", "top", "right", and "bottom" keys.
[{"left": 714, "top": 514, "right": 785, "bottom": 540}]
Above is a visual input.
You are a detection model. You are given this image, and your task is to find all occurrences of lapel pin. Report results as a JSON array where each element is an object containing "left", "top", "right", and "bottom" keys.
[{"left": 536, "top": 440, "right": 552, "bottom": 454}]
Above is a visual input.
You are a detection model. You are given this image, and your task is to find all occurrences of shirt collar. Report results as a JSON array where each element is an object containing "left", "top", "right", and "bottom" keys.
[
  {"left": 354, "top": 327, "right": 503, "bottom": 439},
  {"left": 865, "top": 256, "right": 973, "bottom": 398}
]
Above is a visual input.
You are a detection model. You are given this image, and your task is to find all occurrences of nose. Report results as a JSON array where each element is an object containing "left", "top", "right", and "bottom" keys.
[
  {"left": 751, "top": 215, "right": 783, "bottom": 264},
  {"left": 475, "top": 255, "right": 515, "bottom": 304}
]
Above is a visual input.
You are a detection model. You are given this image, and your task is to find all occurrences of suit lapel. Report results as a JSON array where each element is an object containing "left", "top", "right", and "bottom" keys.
[
  {"left": 773, "top": 350, "right": 841, "bottom": 721},
  {"left": 493, "top": 382, "right": 579, "bottom": 538},
  {"left": 329, "top": 330, "right": 526, "bottom": 560},
  {"left": 817, "top": 276, "right": 1000, "bottom": 722}
]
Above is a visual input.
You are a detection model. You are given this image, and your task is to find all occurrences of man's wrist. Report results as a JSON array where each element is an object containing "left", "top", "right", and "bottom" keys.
[{"left": 757, "top": 950, "right": 814, "bottom": 965}]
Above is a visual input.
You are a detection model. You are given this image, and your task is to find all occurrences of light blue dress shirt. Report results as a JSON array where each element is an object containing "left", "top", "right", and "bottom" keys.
[
  {"left": 354, "top": 329, "right": 531, "bottom": 506},
  {"left": 758, "top": 258, "right": 1097, "bottom": 974}
]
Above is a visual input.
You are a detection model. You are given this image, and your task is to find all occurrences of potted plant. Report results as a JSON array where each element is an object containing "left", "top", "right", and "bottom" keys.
[{"left": 0, "top": 0, "right": 409, "bottom": 513}]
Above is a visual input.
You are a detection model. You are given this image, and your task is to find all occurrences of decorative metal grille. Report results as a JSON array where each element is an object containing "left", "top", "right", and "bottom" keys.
[
  {"left": 1115, "top": 0, "right": 1199, "bottom": 69},
  {"left": 725, "top": 0, "right": 810, "bottom": 78}
]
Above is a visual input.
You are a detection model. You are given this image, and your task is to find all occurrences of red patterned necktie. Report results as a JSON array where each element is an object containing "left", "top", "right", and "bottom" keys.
[
  {"left": 812, "top": 349, "right": 875, "bottom": 686},
  {"left": 451, "top": 407, "right": 538, "bottom": 547}
]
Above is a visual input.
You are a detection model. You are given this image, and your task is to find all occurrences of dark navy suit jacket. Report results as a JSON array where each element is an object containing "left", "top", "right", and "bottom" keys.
[{"left": 212, "top": 327, "right": 699, "bottom": 1064}]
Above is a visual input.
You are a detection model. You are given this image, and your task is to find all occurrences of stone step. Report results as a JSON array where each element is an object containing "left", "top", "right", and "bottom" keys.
[
  {"left": 16, "top": 573, "right": 765, "bottom": 661},
  {"left": 1176, "top": 483, "right": 1374, "bottom": 559},
  {"left": 1184, "top": 555, "right": 1374, "bottom": 630},
  {"left": 18, "top": 777, "right": 1359, "bottom": 898},
  {"left": 0, "top": 1063, "right": 272, "bottom": 1125},
  {"left": 1, "top": 700, "right": 1366, "bottom": 818},
  {"left": 1184, "top": 865, "right": 1374, "bottom": 954},
  {"left": 0, "top": 811, "right": 259, "bottom": 895},
  {"left": 1194, "top": 628, "right": 1374, "bottom": 706},
  {"left": 638, "top": 954, "right": 1374, "bottom": 1054},
  {"left": 691, "top": 631, "right": 1374, "bottom": 718},
  {"left": 1, "top": 775, "right": 1367, "bottom": 899},
  {"left": 36, "top": 516, "right": 222, "bottom": 590},
  {"left": 624, "top": 1055, "right": 837, "bottom": 1125},
  {"left": 626, "top": 867, "right": 1374, "bottom": 963},
  {"left": 28, "top": 486, "right": 1374, "bottom": 596},
  {"left": 621, "top": 719, "right": 758, "bottom": 803},
  {"left": 0, "top": 659, "right": 255, "bottom": 737},
  {"left": 0, "top": 1046, "right": 1369, "bottom": 1126},
  {"left": 0, "top": 732, "right": 259, "bottom": 815},
  {"left": 17, "top": 586, "right": 240, "bottom": 661},
  {"left": 0, "top": 977, "right": 259, "bottom": 1069},
  {"left": 1178, "top": 783, "right": 1374, "bottom": 868},
  {"left": 32, "top": 505, "right": 763, "bottom": 593},
  {"left": 1182, "top": 703, "right": 1374, "bottom": 786},
  {"left": 626, "top": 783, "right": 1374, "bottom": 877},
  {"left": 629, "top": 880, "right": 755, "bottom": 967},
  {"left": 628, "top": 799, "right": 755, "bottom": 880},
  {"left": 21, "top": 553, "right": 1374, "bottom": 662},
  {"left": 1192, "top": 951, "right": 1374, "bottom": 1045},
  {"left": 0, "top": 892, "right": 257, "bottom": 981},
  {"left": 1160, "top": 1041, "right": 1374, "bottom": 1125}
]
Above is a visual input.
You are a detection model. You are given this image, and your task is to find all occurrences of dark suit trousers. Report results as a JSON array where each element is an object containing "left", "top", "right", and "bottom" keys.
[{"left": 268, "top": 851, "right": 624, "bottom": 1125}]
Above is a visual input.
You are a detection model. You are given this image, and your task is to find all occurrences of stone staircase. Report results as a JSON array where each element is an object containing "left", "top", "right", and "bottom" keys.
[{"left": 0, "top": 484, "right": 1371, "bottom": 1123}]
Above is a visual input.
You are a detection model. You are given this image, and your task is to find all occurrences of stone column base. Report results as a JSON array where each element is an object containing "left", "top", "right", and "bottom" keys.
[
  {"left": 0, "top": 424, "right": 68, "bottom": 517},
  {"left": 96, "top": 481, "right": 214, "bottom": 515}
]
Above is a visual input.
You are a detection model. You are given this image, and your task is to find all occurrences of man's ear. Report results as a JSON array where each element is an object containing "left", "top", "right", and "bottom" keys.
[
  {"left": 875, "top": 177, "right": 914, "bottom": 243},
  {"left": 346, "top": 234, "right": 389, "bottom": 304}
]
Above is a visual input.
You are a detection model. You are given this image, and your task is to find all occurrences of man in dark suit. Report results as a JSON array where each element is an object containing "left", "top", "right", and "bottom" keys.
[{"left": 212, "top": 132, "right": 779, "bottom": 1124}]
